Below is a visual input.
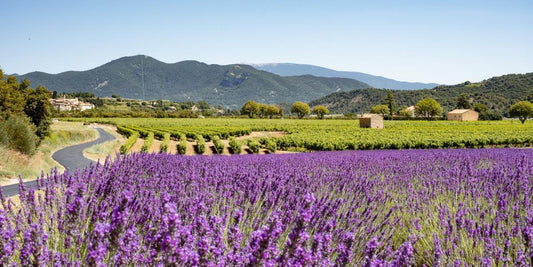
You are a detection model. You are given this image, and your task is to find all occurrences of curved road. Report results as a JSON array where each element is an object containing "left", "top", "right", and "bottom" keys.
[{"left": 1, "top": 127, "right": 115, "bottom": 198}]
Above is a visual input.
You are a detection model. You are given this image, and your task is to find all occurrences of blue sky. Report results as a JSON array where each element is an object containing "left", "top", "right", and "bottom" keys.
[{"left": 1, "top": 0, "right": 531, "bottom": 84}]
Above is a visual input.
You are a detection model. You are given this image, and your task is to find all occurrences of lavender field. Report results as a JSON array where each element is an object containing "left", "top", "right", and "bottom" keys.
[{"left": 1, "top": 148, "right": 533, "bottom": 266}]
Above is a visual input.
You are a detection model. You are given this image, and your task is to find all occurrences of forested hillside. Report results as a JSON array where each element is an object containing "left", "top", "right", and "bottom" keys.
[
  {"left": 309, "top": 73, "right": 533, "bottom": 115},
  {"left": 17, "top": 56, "right": 370, "bottom": 109}
]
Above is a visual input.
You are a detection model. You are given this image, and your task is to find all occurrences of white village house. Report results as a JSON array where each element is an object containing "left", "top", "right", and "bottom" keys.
[{"left": 50, "top": 96, "right": 95, "bottom": 111}]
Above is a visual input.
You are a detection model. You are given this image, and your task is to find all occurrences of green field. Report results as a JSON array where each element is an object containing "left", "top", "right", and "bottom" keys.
[{"left": 65, "top": 118, "right": 533, "bottom": 152}]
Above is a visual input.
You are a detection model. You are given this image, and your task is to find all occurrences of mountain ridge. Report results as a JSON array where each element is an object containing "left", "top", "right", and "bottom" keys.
[
  {"left": 252, "top": 63, "right": 439, "bottom": 90},
  {"left": 16, "top": 55, "right": 371, "bottom": 108}
]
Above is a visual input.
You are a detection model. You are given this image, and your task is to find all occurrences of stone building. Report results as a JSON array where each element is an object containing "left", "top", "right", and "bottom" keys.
[
  {"left": 447, "top": 109, "right": 479, "bottom": 121},
  {"left": 359, "top": 114, "right": 384, "bottom": 129}
]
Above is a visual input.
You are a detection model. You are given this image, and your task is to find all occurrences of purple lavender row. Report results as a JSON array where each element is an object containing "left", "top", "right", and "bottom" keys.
[{"left": 1, "top": 148, "right": 532, "bottom": 266}]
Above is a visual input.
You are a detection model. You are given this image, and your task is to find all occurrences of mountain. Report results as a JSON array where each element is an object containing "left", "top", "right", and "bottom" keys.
[
  {"left": 252, "top": 63, "right": 438, "bottom": 90},
  {"left": 309, "top": 73, "right": 533, "bottom": 115},
  {"left": 16, "top": 56, "right": 370, "bottom": 108}
]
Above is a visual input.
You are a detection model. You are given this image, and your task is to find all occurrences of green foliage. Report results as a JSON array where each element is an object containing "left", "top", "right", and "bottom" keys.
[
  {"left": 72, "top": 118, "right": 533, "bottom": 153},
  {"left": 0, "top": 115, "right": 39, "bottom": 155},
  {"left": 384, "top": 90, "right": 396, "bottom": 116},
  {"left": 265, "top": 104, "right": 281, "bottom": 118},
  {"left": 212, "top": 135, "right": 225, "bottom": 154},
  {"left": 310, "top": 73, "right": 533, "bottom": 116},
  {"left": 265, "top": 139, "right": 277, "bottom": 153},
  {"left": 509, "top": 101, "right": 533, "bottom": 124},
  {"left": 241, "top": 100, "right": 260, "bottom": 118},
  {"left": 399, "top": 107, "right": 413, "bottom": 117},
  {"left": 247, "top": 139, "right": 261, "bottom": 153},
  {"left": 160, "top": 133, "right": 171, "bottom": 153},
  {"left": 0, "top": 81, "right": 25, "bottom": 120},
  {"left": 455, "top": 94, "right": 471, "bottom": 109},
  {"left": 472, "top": 103, "right": 489, "bottom": 114},
  {"left": 0, "top": 70, "right": 53, "bottom": 153},
  {"left": 17, "top": 56, "right": 369, "bottom": 107},
  {"left": 195, "top": 134, "right": 206, "bottom": 154},
  {"left": 177, "top": 134, "right": 187, "bottom": 155},
  {"left": 415, "top": 98, "right": 443, "bottom": 119},
  {"left": 312, "top": 105, "right": 329, "bottom": 119},
  {"left": 257, "top": 103, "right": 267, "bottom": 118},
  {"left": 119, "top": 131, "right": 139, "bottom": 155},
  {"left": 242, "top": 101, "right": 281, "bottom": 118},
  {"left": 24, "top": 86, "right": 53, "bottom": 139},
  {"left": 291, "top": 101, "right": 310, "bottom": 119},
  {"left": 116, "top": 125, "right": 137, "bottom": 137},
  {"left": 473, "top": 103, "right": 502, "bottom": 121},
  {"left": 177, "top": 109, "right": 198, "bottom": 118},
  {"left": 196, "top": 100, "right": 211, "bottom": 110},
  {"left": 370, "top": 104, "right": 390, "bottom": 116},
  {"left": 228, "top": 137, "right": 242, "bottom": 154},
  {"left": 0, "top": 124, "right": 7, "bottom": 146},
  {"left": 141, "top": 132, "right": 154, "bottom": 153}
]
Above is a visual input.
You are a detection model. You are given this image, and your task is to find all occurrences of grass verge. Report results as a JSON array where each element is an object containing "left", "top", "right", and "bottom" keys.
[
  {"left": 0, "top": 121, "right": 98, "bottom": 186},
  {"left": 83, "top": 124, "right": 125, "bottom": 162}
]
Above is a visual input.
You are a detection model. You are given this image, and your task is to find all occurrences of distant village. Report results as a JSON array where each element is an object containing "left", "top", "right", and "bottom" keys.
[{"left": 49, "top": 96, "right": 95, "bottom": 111}]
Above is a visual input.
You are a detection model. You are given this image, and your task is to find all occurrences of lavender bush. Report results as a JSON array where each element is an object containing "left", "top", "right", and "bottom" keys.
[{"left": 1, "top": 148, "right": 532, "bottom": 266}]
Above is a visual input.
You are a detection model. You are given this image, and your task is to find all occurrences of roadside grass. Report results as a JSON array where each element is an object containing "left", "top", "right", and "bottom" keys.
[
  {"left": 83, "top": 124, "right": 125, "bottom": 162},
  {"left": 0, "top": 121, "right": 97, "bottom": 186}
]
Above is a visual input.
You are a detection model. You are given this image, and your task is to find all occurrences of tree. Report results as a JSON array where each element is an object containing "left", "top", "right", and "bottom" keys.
[
  {"left": 265, "top": 104, "right": 280, "bottom": 118},
  {"left": 370, "top": 105, "right": 390, "bottom": 116},
  {"left": 384, "top": 90, "right": 396, "bottom": 116},
  {"left": 241, "top": 100, "right": 260, "bottom": 118},
  {"left": 258, "top": 103, "right": 268, "bottom": 118},
  {"left": 474, "top": 103, "right": 502, "bottom": 121},
  {"left": 0, "top": 78, "right": 25, "bottom": 120},
  {"left": 509, "top": 101, "right": 533, "bottom": 124},
  {"left": 414, "top": 98, "right": 443, "bottom": 119},
  {"left": 472, "top": 103, "right": 489, "bottom": 114},
  {"left": 20, "top": 79, "right": 31, "bottom": 92},
  {"left": 312, "top": 106, "right": 329, "bottom": 119},
  {"left": 2, "top": 115, "right": 38, "bottom": 155},
  {"left": 196, "top": 100, "right": 211, "bottom": 110},
  {"left": 291, "top": 101, "right": 310, "bottom": 119},
  {"left": 455, "top": 94, "right": 471, "bottom": 109},
  {"left": 399, "top": 107, "right": 413, "bottom": 117},
  {"left": 526, "top": 93, "right": 533, "bottom": 102},
  {"left": 24, "top": 86, "right": 53, "bottom": 139}
]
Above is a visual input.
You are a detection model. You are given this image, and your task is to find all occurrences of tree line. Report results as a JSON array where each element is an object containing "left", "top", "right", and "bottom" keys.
[
  {"left": 369, "top": 90, "right": 533, "bottom": 123},
  {"left": 240, "top": 100, "right": 330, "bottom": 119},
  {"left": 0, "top": 69, "right": 53, "bottom": 154}
]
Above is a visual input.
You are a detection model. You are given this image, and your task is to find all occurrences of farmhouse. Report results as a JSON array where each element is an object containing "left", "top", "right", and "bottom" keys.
[
  {"left": 447, "top": 109, "right": 479, "bottom": 121},
  {"left": 359, "top": 114, "right": 383, "bottom": 129}
]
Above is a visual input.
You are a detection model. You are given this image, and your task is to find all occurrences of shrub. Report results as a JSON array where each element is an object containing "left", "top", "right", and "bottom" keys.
[
  {"left": 265, "top": 139, "right": 277, "bottom": 153},
  {"left": 119, "top": 131, "right": 139, "bottom": 155},
  {"left": 212, "top": 135, "right": 225, "bottom": 154},
  {"left": 247, "top": 139, "right": 261, "bottom": 153},
  {"left": 160, "top": 133, "right": 170, "bottom": 153},
  {"left": 177, "top": 109, "right": 198, "bottom": 118},
  {"left": 196, "top": 134, "right": 206, "bottom": 154},
  {"left": 177, "top": 134, "right": 187, "bottom": 155},
  {"left": 2, "top": 115, "right": 39, "bottom": 155},
  {"left": 141, "top": 132, "right": 154, "bottom": 153},
  {"left": 228, "top": 137, "right": 242, "bottom": 154}
]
